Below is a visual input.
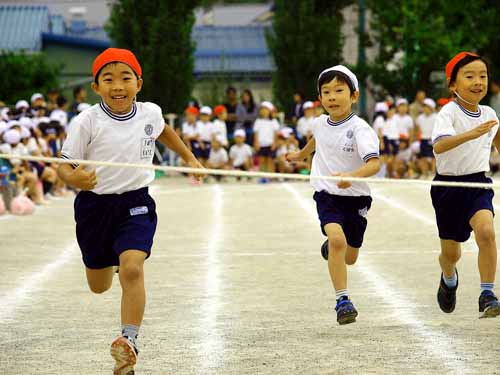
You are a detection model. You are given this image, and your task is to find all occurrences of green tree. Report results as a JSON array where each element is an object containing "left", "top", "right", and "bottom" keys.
[
  {"left": 267, "top": 0, "right": 354, "bottom": 114},
  {"left": 107, "top": 0, "right": 198, "bottom": 113},
  {"left": 365, "top": 0, "right": 500, "bottom": 99},
  {"left": 0, "top": 52, "right": 60, "bottom": 105}
]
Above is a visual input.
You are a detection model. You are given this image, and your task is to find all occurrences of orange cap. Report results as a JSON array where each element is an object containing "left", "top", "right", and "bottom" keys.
[
  {"left": 437, "top": 97, "right": 451, "bottom": 106},
  {"left": 213, "top": 105, "right": 227, "bottom": 116},
  {"left": 185, "top": 106, "right": 199, "bottom": 115},
  {"left": 92, "top": 48, "right": 142, "bottom": 79},
  {"left": 445, "top": 52, "right": 478, "bottom": 81}
]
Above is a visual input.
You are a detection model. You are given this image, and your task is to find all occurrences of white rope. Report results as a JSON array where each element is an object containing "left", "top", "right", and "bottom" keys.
[{"left": 0, "top": 153, "right": 498, "bottom": 189}]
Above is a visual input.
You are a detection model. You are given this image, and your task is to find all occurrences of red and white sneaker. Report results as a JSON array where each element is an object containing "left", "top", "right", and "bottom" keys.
[{"left": 110, "top": 336, "right": 137, "bottom": 375}]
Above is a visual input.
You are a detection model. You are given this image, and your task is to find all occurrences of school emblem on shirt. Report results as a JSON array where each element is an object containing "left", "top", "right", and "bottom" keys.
[
  {"left": 346, "top": 130, "right": 354, "bottom": 139},
  {"left": 144, "top": 124, "right": 154, "bottom": 136}
]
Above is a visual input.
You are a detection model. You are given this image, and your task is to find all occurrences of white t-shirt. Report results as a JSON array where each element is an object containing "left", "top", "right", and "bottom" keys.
[
  {"left": 61, "top": 102, "right": 165, "bottom": 194},
  {"left": 432, "top": 101, "right": 499, "bottom": 175},
  {"left": 212, "top": 119, "right": 228, "bottom": 146},
  {"left": 393, "top": 114, "right": 414, "bottom": 137},
  {"left": 372, "top": 115, "right": 385, "bottom": 137},
  {"left": 297, "top": 116, "right": 315, "bottom": 138},
  {"left": 10, "top": 143, "right": 29, "bottom": 165},
  {"left": 383, "top": 117, "right": 399, "bottom": 140},
  {"left": 416, "top": 113, "right": 436, "bottom": 140},
  {"left": 196, "top": 120, "right": 213, "bottom": 142},
  {"left": 229, "top": 143, "right": 253, "bottom": 167},
  {"left": 253, "top": 118, "right": 279, "bottom": 147},
  {"left": 311, "top": 113, "right": 379, "bottom": 196},
  {"left": 182, "top": 122, "right": 198, "bottom": 139},
  {"left": 50, "top": 108, "right": 68, "bottom": 128},
  {"left": 208, "top": 147, "right": 228, "bottom": 167}
]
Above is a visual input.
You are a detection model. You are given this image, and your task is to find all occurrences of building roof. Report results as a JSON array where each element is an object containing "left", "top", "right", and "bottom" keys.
[
  {"left": 0, "top": 5, "right": 48, "bottom": 52},
  {"left": 195, "top": 4, "right": 272, "bottom": 26}
]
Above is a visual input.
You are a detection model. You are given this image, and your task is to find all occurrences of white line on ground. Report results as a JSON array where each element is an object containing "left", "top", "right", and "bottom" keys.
[
  {"left": 283, "top": 183, "right": 473, "bottom": 374},
  {"left": 0, "top": 241, "right": 78, "bottom": 322}
]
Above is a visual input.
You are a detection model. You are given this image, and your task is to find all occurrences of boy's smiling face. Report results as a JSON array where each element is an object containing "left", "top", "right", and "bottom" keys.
[
  {"left": 318, "top": 78, "right": 358, "bottom": 121},
  {"left": 91, "top": 62, "right": 142, "bottom": 114}
]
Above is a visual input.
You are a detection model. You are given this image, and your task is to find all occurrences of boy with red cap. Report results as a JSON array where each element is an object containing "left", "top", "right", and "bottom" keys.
[
  {"left": 212, "top": 105, "right": 228, "bottom": 148},
  {"left": 58, "top": 48, "right": 204, "bottom": 374},
  {"left": 431, "top": 52, "right": 500, "bottom": 318}
]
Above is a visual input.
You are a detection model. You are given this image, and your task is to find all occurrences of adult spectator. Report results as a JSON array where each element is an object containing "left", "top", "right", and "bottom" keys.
[{"left": 223, "top": 86, "right": 239, "bottom": 140}]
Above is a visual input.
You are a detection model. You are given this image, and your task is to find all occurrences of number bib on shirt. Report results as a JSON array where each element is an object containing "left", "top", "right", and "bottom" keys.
[{"left": 141, "top": 138, "right": 155, "bottom": 159}]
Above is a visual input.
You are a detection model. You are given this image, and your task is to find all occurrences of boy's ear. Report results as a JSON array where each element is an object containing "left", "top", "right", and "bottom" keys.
[
  {"left": 91, "top": 82, "right": 99, "bottom": 95},
  {"left": 351, "top": 91, "right": 360, "bottom": 103},
  {"left": 136, "top": 78, "right": 143, "bottom": 93}
]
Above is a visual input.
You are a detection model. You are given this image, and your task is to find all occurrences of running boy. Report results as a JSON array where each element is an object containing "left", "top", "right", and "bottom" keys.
[
  {"left": 432, "top": 52, "right": 500, "bottom": 318},
  {"left": 287, "top": 65, "right": 380, "bottom": 325},
  {"left": 57, "top": 48, "right": 204, "bottom": 374}
]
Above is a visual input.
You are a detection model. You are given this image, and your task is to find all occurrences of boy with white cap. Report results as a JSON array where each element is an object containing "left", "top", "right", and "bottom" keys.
[
  {"left": 394, "top": 98, "right": 415, "bottom": 140},
  {"left": 196, "top": 106, "right": 214, "bottom": 165},
  {"left": 297, "top": 101, "right": 316, "bottom": 144},
  {"left": 229, "top": 129, "right": 253, "bottom": 175},
  {"left": 416, "top": 98, "right": 437, "bottom": 177},
  {"left": 287, "top": 65, "right": 380, "bottom": 325},
  {"left": 253, "top": 101, "right": 279, "bottom": 181}
]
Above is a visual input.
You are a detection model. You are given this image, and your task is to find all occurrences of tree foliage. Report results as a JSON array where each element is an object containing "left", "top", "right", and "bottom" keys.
[
  {"left": 267, "top": 0, "right": 354, "bottom": 113},
  {"left": 107, "top": 0, "right": 198, "bottom": 113}
]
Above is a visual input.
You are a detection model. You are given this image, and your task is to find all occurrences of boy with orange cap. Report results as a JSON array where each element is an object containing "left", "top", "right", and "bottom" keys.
[{"left": 58, "top": 48, "right": 204, "bottom": 374}]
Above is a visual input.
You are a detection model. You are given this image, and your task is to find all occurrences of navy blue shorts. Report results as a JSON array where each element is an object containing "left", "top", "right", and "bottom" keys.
[
  {"left": 29, "top": 161, "right": 45, "bottom": 177},
  {"left": 419, "top": 139, "right": 434, "bottom": 158},
  {"left": 200, "top": 141, "right": 211, "bottom": 159},
  {"left": 313, "top": 191, "right": 372, "bottom": 248},
  {"left": 74, "top": 187, "right": 158, "bottom": 269},
  {"left": 190, "top": 140, "right": 203, "bottom": 159},
  {"left": 258, "top": 146, "right": 273, "bottom": 157},
  {"left": 431, "top": 172, "right": 494, "bottom": 242},
  {"left": 382, "top": 137, "right": 399, "bottom": 156}
]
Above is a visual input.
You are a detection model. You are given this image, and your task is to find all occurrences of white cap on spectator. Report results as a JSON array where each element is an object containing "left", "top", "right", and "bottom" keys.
[
  {"left": 0, "top": 108, "right": 10, "bottom": 121},
  {"left": 234, "top": 129, "right": 246, "bottom": 138},
  {"left": 302, "top": 101, "right": 314, "bottom": 110},
  {"left": 0, "top": 121, "right": 7, "bottom": 134},
  {"left": 317, "top": 65, "right": 359, "bottom": 92},
  {"left": 77, "top": 102, "right": 91, "bottom": 113},
  {"left": 3, "top": 129, "right": 21, "bottom": 144},
  {"left": 214, "top": 134, "right": 225, "bottom": 144},
  {"left": 200, "top": 106, "right": 212, "bottom": 115},
  {"left": 30, "top": 93, "right": 44, "bottom": 103},
  {"left": 20, "top": 126, "right": 31, "bottom": 139},
  {"left": 374, "top": 102, "right": 389, "bottom": 113},
  {"left": 396, "top": 98, "right": 408, "bottom": 106},
  {"left": 7, "top": 120, "right": 20, "bottom": 129},
  {"left": 34, "top": 116, "right": 50, "bottom": 127},
  {"left": 50, "top": 110, "right": 65, "bottom": 124},
  {"left": 19, "top": 117, "right": 34, "bottom": 129},
  {"left": 260, "top": 101, "right": 274, "bottom": 111},
  {"left": 280, "top": 127, "right": 294, "bottom": 138},
  {"left": 423, "top": 98, "right": 436, "bottom": 109},
  {"left": 15, "top": 100, "right": 29, "bottom": 110}
]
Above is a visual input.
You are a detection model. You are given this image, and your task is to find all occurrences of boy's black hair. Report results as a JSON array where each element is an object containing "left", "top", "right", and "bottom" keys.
[
  {"left": 318, "top": 71, "right": 356, "bottom": 95},
  {"left": 449, "top": 55, "right": 489, "bottom": 86},
  {"left": 57, "top": 95, "right": 67, "bottom": 107},
  {"left": 94, "top": 62, "right": 139, "bottom": 84},
  {"left": 226, "top": 86, "right": 237, "bottom": 94},
  {"left": 73, "top": 86, "right": 84, "bottom": 98}
]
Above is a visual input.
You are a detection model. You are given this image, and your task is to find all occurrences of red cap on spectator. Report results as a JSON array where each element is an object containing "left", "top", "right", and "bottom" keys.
[
  {"left": 213, "top": 105, "right": 227, "bottom": 116},
  {"left": 313, "top": 101, "right": 321, "bottom": 108},
  {"left": 185, "top": 106, "right": 199, "bottom": 115},
  {"left": 445, "top": 52, "right": 478, "bottom": 81},
  {"left": 437, "top": 97, "right": 451, "bottom": 106},
  {"left": 92, "top": 48, "right": 142, "bottom": 80}
]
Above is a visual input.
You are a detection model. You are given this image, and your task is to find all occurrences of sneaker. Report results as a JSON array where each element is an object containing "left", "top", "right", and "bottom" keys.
[
  {"left": 479, "top": 290, "right": 500, "bottom": 318},
  {"left": 321, "top": 240, "right": 329, "bottom": 261},
  {"left": 110, "top": 336, "right": 137, "bottom": 375},
  {"left": 437, "top": 270, "right": 458, "bottom": 313},
  {"left": 335, "top": 296, "right": 358, "bottom": 325}
]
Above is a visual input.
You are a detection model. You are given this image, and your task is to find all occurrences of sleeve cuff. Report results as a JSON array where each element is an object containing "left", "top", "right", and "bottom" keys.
[
  {"left": 362, "top": 152, "right": 379, "bottom": 162},
  {"left": 61, "top": 154, "right": 79, "bottom": 168},
  {"left": 431, "top": 134, "right": 452, "bottom": 145}
]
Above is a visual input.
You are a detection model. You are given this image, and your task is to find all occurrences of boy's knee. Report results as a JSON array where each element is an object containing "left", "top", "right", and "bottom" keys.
[
  {"left": 345, "top": 255, "right": 358, "bottom": 265},
  {"left": 119, "top": 263, "right": 143, "bottom": 283},
  {"left": 89, "top": 283, "right": 111, "bottom": 294},
  {"left": 328, "top": 234, "right": 347, "bottom": 251},
  {"left": 475, "top": 225, "right": 496, "bottom": 246},
  {"left": 441, "top": 250, "right": 461, "bottom": 264}
]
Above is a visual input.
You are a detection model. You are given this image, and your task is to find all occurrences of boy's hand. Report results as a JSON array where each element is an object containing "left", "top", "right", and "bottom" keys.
[
  {"left": 467, "top": 120, "right": 498, "bottom": 139},
  {"left": 68, "top": 165, "right": 97, "bottom": 190},
  {"left": 286, "top": 151, "right": 303, "bottom": 162},
  {"left": 187, "top": 158, "right": 205, "bottom": 181},
  {"left": 332, "top": 172, "right": 352, "bottom": 189}
]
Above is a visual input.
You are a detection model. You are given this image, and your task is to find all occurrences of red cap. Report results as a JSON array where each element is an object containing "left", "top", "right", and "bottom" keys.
[
  {"left": 185, "top": 106, "right": 199, "bottom": 115},
  {"left": 445, "top": 52, "right": 478, "bottom": 81},
  {"left": 92, "top": 48, "right": 142, "bottom": 80},
  {"left": 437, "top": 97, "right": 451, "bottom": 106},
  {"left": 213, "top": 105, "right": 227, "bottom": 116}
]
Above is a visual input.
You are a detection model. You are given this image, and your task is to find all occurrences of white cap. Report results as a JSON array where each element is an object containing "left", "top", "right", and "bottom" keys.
[
  {"left": 0, "top": 121, "right": 7, "bottom": 134},
  {"left": 213, "top": 134, "right": 225, "bottom": 144},
  {"left": 423, "top": 98, "right": 436, "bottom": 109},
  {"left": 302, "top": 101, "right": 314, "bottom": 110},
  {"left": 0, "top": 108, "right": 10, "bottom": 121},
  {"left": 7, "top": 120, "right": 20, "bottom": 129},
  {"left": 317, "top": 65, "right": 359, "bottom": 92},
  {"left": 374, "top": 102, "right": 389, "bottom": 113},
  {"left": 15, "top": 100, "right": 29, "bottom": 110},
  {"left": 260, "top": 101, "right": 274, "bottom": 111},
  {"left": 20, "top": 126, "right": 31, "bottom": 139},
  {"left": 30, "top": 93, "right": 44, "bottom": 103},
  {"left": 200, "top": 106, "right": 212, "bottom": 115},
  {"left": 50, "top": 110, "right": 66, "bottom": 124},
  {"left": 3, "top": 129, "right": 21, "bottom": 144},
  {"left": 19, "top": 117, "right": 33, "bottom": 129},
  {"left": 34, "top": 116, "right": 50, "bottom": 127},
  {"left": 396, "top": 98, "right": 408, "bottom": 106},
  {"left": 77, "top": 102, "right": 91, "bottom": 113},
  {"left": 280, "top": 127, "right": 294, "bottom": 138},
  {"left": 234, "top": 129, "right": 246, "bottom": 138}
]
